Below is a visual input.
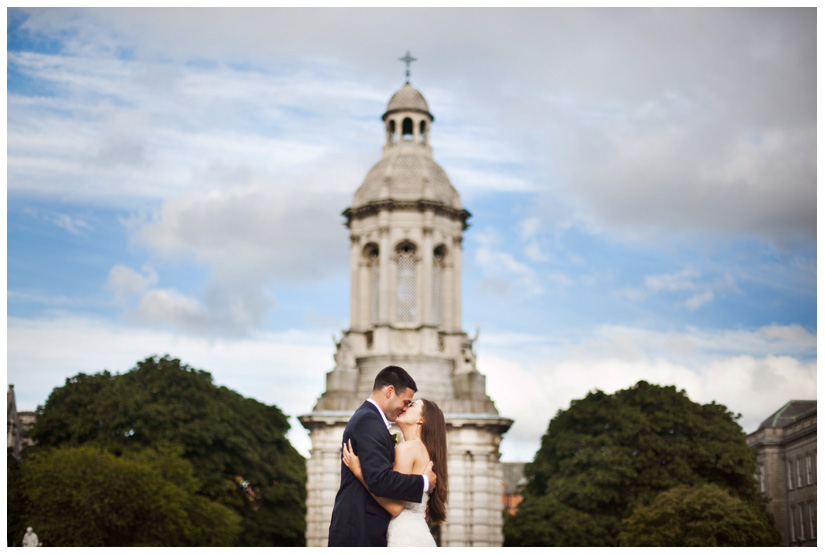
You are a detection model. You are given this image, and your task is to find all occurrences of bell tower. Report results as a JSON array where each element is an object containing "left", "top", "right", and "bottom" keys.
[{"left": 300, "top": 59, "right": 512, "bottom": 547}]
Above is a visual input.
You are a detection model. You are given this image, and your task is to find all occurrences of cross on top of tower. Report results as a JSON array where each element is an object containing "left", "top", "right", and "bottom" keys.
[{"left": 399, "top": 50, "right": 417, "bottom": 83}]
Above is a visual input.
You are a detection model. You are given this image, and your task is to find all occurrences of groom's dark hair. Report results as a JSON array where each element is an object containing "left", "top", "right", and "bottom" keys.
[{"left": 373, "top": 365, "right": 417, "bottom": 393}]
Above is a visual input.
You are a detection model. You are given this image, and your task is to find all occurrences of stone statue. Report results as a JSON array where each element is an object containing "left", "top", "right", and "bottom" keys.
[
  {"left": 22, "top": 527, "right": 40, "bottom": 547},
  {"left": 333, "top": 333, "right": 356, "bottom": 370},
  {"left": 457, "top": 333, "right": 478, "bottom": 374}
]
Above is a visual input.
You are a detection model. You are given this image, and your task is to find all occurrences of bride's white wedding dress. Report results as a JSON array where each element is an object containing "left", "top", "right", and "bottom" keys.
[{"left": 386, "top": 492, "right": 436, "bottom": 546}]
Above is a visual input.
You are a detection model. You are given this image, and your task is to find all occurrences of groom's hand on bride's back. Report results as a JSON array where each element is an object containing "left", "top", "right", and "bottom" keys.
[{"left": 424, "top": 461, "right": 436, "bottom": 494}]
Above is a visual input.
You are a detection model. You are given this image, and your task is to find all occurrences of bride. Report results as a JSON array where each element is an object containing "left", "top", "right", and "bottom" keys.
[{"left": 342, "top": 398, "right": 449, "bottom": 547}]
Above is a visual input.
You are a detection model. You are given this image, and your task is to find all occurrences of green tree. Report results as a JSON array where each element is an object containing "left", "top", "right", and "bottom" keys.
[
  {"left": 619, "top": 484, "right": 780, "bottom": 546},
  {"left": 504, "top": 381, "right": 776, "bottom": 546},
  {"left": 20, "top": 445, "right": 241, "bottom": 546},
  {"left": 7, "top": 451, "right": 27, "bottom": 547},
  {"left": 30, "top": 355, "right": 306, "bottom": 546}
]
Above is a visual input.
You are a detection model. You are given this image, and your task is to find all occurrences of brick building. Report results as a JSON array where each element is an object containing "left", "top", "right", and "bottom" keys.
[
  {"left": 501, "top": 462, "right": 527, "bottom": 515},
  {"left": 747, "top": 400, "right": 816, "bottom": 547}
]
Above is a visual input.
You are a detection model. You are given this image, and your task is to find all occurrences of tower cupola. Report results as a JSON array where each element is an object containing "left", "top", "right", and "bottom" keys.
[
  {"left": 350, "top": 81, "right": 463, "bottom": 211},
  {"left": 382, "top": 83, "right": 433, "bottom": 146}
]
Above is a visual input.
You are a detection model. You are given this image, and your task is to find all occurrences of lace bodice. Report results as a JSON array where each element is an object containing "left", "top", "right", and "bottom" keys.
[
  {"left": 403, "top": 492, "right": 428, "bottom": 514},
  {"left": 387, "top": 492, "right": 436, "bottom": 547}
]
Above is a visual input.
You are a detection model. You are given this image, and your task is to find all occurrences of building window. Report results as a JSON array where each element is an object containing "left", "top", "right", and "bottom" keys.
[
  {"left": 757, "top": 464, "right": 765, "bottom": 493},
  {"left": 790, "top": 507, "right": 796, "bottom": 542},
  {"left": 806, "top": 454, "right": 813, "bottom": 485},
  {"left": 419, "top": 120, "right": 427, "bottom": 144},
  {"left": 432, "top": 245, "right": 446, "bottom": 326},
  {"left": 787, "top": 461, "right": 794, "bottom": 490},
  {"left": 796, "top": 458, "right": 803, "bottom": 488},
  {"left": 396, "top": 243, "right": 417, "bottom": 323},
  {"left": 365, "top": 244, "right": 380, "bottom": 325},
  {"left": 798, "top": 505, "right": 805, "bottom": 541},
  {"left": 389, "top": 119, "right": 396, "bottom": 142},
  {"left": 810, "top": 502, "right": 816, "bottom": 539}
]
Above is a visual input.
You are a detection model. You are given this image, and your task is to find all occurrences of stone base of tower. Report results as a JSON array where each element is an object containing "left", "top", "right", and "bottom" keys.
[
  {"left": 299, "top": 412, "right": 349, "bottom": 547},
  {"left": 440, "top": 415, "right": 512, "bottom": 547},
  {"left": 299, "top": 411, "right": 512, "bottom": 547}
]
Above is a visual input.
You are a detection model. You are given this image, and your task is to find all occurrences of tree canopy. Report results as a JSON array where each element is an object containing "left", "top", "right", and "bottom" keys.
[
  {"left": 504, "top": 380, "right": 777, "bottom": 547},
  {"left": 28, "top": 355, "right": 306, "bottom": 546},
  {"left": 20, "top": 445, "right": 241, "bottom": 546},
  {"left": 619, "top": 483, "right": 780, "bottom": 546}
]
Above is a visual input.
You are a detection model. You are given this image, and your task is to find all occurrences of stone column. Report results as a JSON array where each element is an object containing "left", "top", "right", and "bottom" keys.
[
  {"left": 350, "top": 235, "right": 364, "bottom": 329},
  {"left": 378, "top": 222, "right": 391, "bottom": 325},
  {"left": 421, "top": 224, "right": 434, "bottom": 326},
  {"left": 451, "top": 234, "right": 463, "bottom": 332},
  {"left": 301, "top": 417, "right": 348, "bottom": 547}
]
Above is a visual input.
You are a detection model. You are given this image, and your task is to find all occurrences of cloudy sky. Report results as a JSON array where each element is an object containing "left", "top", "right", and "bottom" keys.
[{"left": 6, "top": 7, "right": 817, "bottom": 462}]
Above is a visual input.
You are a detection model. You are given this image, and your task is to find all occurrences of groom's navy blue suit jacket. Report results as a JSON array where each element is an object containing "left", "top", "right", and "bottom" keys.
[{"left": 327, "top": 401, "right": 424, "bottom": 546}]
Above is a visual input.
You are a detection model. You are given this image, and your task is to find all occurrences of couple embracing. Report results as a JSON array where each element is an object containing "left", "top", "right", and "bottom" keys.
[{"left": 328, "top": 366, "right": 449, "bottom": 547}]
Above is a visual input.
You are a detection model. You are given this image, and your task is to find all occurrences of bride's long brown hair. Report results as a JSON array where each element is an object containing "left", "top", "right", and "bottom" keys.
[{"left": 420, "top": 399, "right": 448, "bottom": 525}]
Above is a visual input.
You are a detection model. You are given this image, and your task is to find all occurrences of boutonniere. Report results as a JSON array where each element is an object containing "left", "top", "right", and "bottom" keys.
[{"left": 392, "top": 432, "right": 402, "bottom": 445}]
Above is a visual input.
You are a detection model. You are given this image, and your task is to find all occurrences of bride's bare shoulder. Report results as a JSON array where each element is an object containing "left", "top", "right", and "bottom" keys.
[
  {"left": 396, "top": 438, "right": 428, "bottom": 458},
  {"left": 393, "top": 438, "right": 427, "bottom": 472}
]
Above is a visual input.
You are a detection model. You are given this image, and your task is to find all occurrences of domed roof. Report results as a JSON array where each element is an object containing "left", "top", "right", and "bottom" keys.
[
  {"left": 384, "top": 83, "right": 432, "bottom": 118},
  {"left": 756, "top": 400, "right": 816, "bottom": 431},
  {"left": 353, "top": 149, "right": 460, "bottom": 209}
]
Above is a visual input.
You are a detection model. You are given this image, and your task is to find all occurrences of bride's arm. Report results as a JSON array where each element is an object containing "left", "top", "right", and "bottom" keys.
[{"left": 342, "top": 439, "right": 414, "bottom": 517}]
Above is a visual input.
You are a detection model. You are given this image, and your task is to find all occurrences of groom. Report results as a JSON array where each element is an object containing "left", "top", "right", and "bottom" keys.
[{"left": 327, "top": 365, "right": 437, "bottom": 546}]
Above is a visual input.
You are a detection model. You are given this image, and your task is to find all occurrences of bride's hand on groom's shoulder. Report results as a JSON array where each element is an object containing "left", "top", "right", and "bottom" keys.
[{"left": 342, "top": 439, "right": 362, "bottom": 478}]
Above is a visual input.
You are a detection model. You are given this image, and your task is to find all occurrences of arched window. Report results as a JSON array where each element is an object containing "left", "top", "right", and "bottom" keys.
[
  {"left": 402, "top": 118, "right": 414, "bottom": 141},
  {"left": 396, "top": 242, "right": 417, "bottom": 323},
  {"left": 432, "top": 245, "right": 446, "bottom": 326},
  {"left": 419, "top": 120, "right": 427, "bottom": 144},
  {"left": 364, "top": 244, "right": 380, "bottom": 324},
  {"left": 389, "top": 120, "right": 396, "bottom": 142}
]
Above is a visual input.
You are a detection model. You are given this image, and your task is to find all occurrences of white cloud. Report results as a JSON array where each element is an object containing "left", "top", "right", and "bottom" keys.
[
  {"left": 105, "top": 266, "right": 261, "bottom": 335},
  {"left": 482, "top": 323, "right": 816, "bottom": 461},
  {"left": 519, "top": 216, "right": 541, "bottom": 240},
  {"left": 136, "top": 183, "right": 348, "bottom": 271},
  {"left": 445, "top": 167, "right": 537, "bottom": 196},
  {"left": 614, "top": 285, "right": 647, "bottom": 302},
  {"left": 135, "top": 288, "right": 210, "bottom": 330},
  {"left": 524, "top": 242, "right": 548, "bottom": 263},
  {"left": 546, "top": 272, "right": 574, "bottom": 287},
  {"left": 519, "top": 216, "right": 551, "bottom": 263},
  {"left": 51, "top": 213, "right": 92, "bottom": 235},
  {"left": 120, "top": 181, "right": 350, "bottom": 335},
  {"left": 23, "top": 207, "right": 92, "bottom": 235},
  {"left": 760, "top": 323, "right": 816, "bottom": 344},
  {"left": 6, "top": 315, "right": 335, "bottom": 458},
  {"left": 473, "top": 228, "right": 544, "bottom": 298},
  {"left": 619, "top": 267, "right": 739, "bottom": 311},
  {"left": 7, "top": 291, "right": 88, "bottom": 308},
  {"left": 7, "top": 49, "right": 378, "bottom": 207},
  {"left": 106, "top": 264, "right": 159, "bottom": 303},
  {"left": 684, "top": 290, "right": 714, "bottom": 310},
  {"left": 645, "top": 267, "right": 700, "bottom": 292}
]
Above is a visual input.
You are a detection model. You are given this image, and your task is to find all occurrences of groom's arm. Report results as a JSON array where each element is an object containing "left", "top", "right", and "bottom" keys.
[{"left": 351, "top": 416, "right": 423, "bottom": 503}]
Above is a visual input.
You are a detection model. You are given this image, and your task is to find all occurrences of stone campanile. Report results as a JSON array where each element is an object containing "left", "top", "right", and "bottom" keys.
[{"left": 299, "top": 70, "right": 512, "bottom": 547}]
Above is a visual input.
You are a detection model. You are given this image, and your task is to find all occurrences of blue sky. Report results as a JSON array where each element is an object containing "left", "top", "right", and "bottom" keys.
[{"left": 6, "top": 7, "right": 817, "bottom": 461}]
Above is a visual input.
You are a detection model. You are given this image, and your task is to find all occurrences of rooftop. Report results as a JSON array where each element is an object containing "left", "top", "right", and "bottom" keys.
[{"left": 756, "top": 400, "right": 816, "bottom": 431}]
